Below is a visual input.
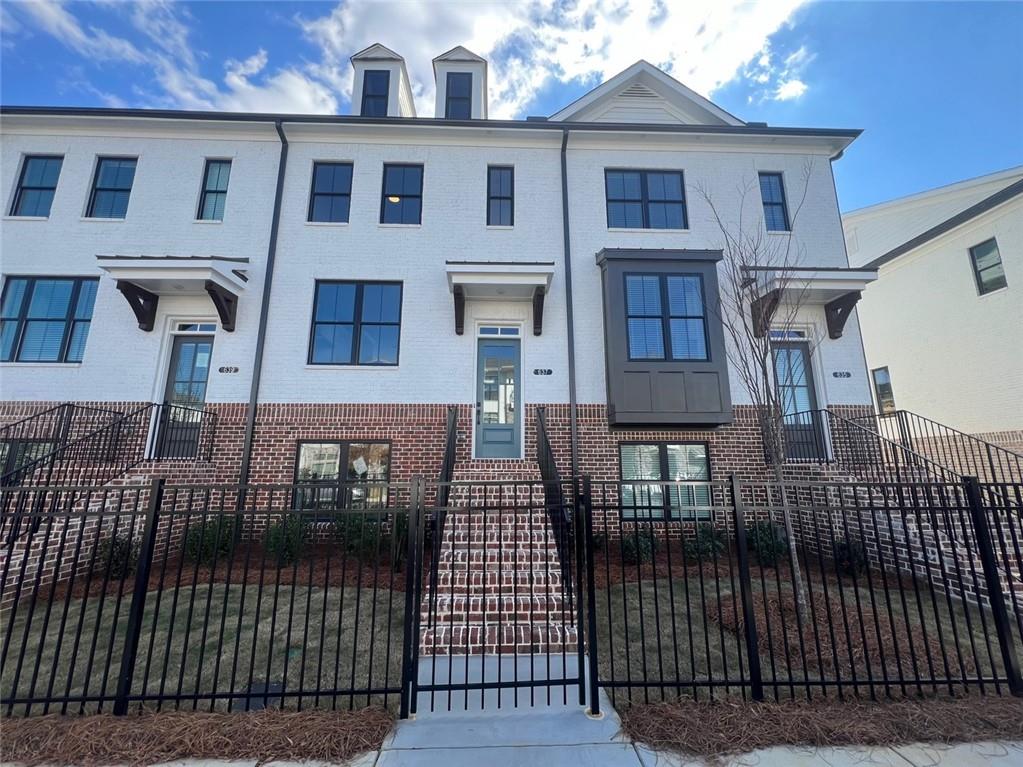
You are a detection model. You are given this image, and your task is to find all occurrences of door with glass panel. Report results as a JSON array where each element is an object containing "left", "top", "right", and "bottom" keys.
[
  {"left": 156, "top": 335, "right": 213, "bottom": 458},
  {"left": 475, "top": 339, "right": 520, "bottom": 458},
  {"left": 772, "top": 342, "right": 823, "bottom": 460}
]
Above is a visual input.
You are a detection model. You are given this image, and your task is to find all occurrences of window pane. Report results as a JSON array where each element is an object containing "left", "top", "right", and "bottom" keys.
[
  {"left": 16, "top": 189, "right": 55, "bottom": 217},
  {"left": 670, "top": 318, "right": 707, "bottom": 360},
  {"left": 608, "top": 201, "right": 643, "bottom": 228},
  {"left": 401, "top": 166, "right": 422, "bottom": 195},
  {"left": 446, "top": 98, "right": 471, "bottom": 119},
  {"left": 647, "top": 202, "right": 685, "bottom": 229},
  {"left": 627, "top": 318, "right": 665, "bottom": 359},
  {"left": 74, "top": 280, "right": 98, "bottom": 319},
  {"left": 97, "top": 159, "right": 136, "bottom": 189},
  {"left": 625, "top": 275, "right": 661, "bottom": 315},
  {"left": 200, "top": 191, "right": 226, "bottom": 220},
  {"left": 18, "top": 320, "right": 66, "bottom": 361},
  {"left": 666, "top": 276, "right": 703, "bottom": 316},
  {"left": 358, "top": 325, "right": 400, "bottom": 364},
  {"left": 759, "top": 173, "right": 783, "bottom": 203},
  {"left": 400, "top": 196, "right": 421, "bottom": 224},
  {"left": 361, "top": 284, "right": 401, "bottom": 323},
  {"left": 621, "top": 444, "right": 663, "bottom": 519},
  {"left": 92, "top": 189, "right": 130, "bottom": 218},
  {"left": 312, "top": 324, "right": 353, "bottom": 364},
  {"left": 447, "top": 72, "right": 472, "bottom": 98},
  {"left": 1, "top": 279, "right": 28, "bottom": 318},
  {"left": 490, "top": 167, "right": 512, "bottom": 197},
  {"left": 315, "top": 283, "right": 356, "bottom": 322},
  {"left": 66, "top": 322, "right": 90, "bottom": 362},
  {"left": 364, "top": 70, "right": 389, "bottom": 96},
  {"left": 971, "top": 240, "right": 1001, "bottom": 270},
  {"left": 621, "top": 172, "right": 642, "bottom": 199},
  {"left": 764, "top": 203, "right": 788, "bottom": 231},
  {"left": 205, "top": 161, "right": 231, "bottom": 192},
  {"left": 666, "top": 444, "right": 710, "bottom": 516},
  {"left": 27, "top": 280, "right": 73, "bottom": 319},
  {"left": 0, "top": 320, "right": 17, "bottom": 361},
  {"left": 297, "top": 443, "right": 341, "bottom": 481},
  {"left": 489, "top": 199, "right": 512, "bottom": 226},
  {"left": 647, "top": 172, "right": 683, "bottom": 201},
  {"left": 978, "top": 263, "right": 1007, "bottom": 293},
  {"left": 347, "top": 442, "right": 390, "bottom": 480}
]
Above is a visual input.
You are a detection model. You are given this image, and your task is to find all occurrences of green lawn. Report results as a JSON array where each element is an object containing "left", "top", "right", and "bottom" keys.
[{"left": 1, "top": 583, "right": 406, "bottom": 715}]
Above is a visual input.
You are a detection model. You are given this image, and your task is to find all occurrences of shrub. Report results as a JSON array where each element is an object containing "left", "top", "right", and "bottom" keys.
[
  {"left": 834, "top": 537, "right": 868, "bottom": 576},
  {"left": 747, "top": 520, "right": 787, "bottom": 567},
  {"left": 98, "top": 532, "right": 140, "bottom": 578},
  {"left": 184, "top": 516, "right": 236, "bottom": 565},
  {"left": 332, "top": 513, "right": 384, "bottom": 558},
  {"left": 622, "top": 529, "right": 657, "bottom": 565},
  {"left": 685, "top": 523, "right": 726, "bottom": 562},
  {"left": 265, "top": 514, "right": 308, "bottom": 566}
]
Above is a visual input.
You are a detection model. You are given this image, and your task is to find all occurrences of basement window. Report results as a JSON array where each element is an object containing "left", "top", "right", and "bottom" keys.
[
  {"left": 293, "top": 441, "right": 391, "bottom": 514},
  {"left": 619, "top": 443, "right": 711, "bottom": 521}
]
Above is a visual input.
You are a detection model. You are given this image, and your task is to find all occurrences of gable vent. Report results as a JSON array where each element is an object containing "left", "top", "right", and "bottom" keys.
[{"left": 618, "top": 83, "right": 658, "bottom": 99}]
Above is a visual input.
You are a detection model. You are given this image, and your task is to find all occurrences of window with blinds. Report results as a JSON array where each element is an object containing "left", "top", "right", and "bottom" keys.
[{"left": 620, "top": 442, "right": 711, "bottom": 520}]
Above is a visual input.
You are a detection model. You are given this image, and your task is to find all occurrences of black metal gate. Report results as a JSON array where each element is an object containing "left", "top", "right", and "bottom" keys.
[{"left": 404, "top": 477, "right": 587, "bottom": 715}]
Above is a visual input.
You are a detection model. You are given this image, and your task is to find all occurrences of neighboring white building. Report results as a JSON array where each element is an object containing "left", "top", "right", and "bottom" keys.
[
  {"left": 843, "top": 167, "right": 1023, "bottom": 448},
  {"left": 1, "top": 50, "right": 874, "bottom": 490}
]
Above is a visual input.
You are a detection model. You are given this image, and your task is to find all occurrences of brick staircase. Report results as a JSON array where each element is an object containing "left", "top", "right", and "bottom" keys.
[{"left": 419, "top": 461, "right": 578, "bottom": 656}]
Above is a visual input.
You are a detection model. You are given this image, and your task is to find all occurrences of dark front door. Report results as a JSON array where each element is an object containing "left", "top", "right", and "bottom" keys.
[
  {"left": 475, "top": 339, "right": 520, "bottom": 458},
  {"left": 772, "top": 342, "right": 824, "bottom": 460},
  {"left": 157, "top": 335, "right": 213, "bottom": 458}
]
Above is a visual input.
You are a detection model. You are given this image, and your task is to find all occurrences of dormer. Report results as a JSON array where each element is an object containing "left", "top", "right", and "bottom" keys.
[
  {"left": 350, "top": 44, "right": 416, "bottom": 118},
  {"left": 433, "top": 46, "right": 488, "bottom": 119}
]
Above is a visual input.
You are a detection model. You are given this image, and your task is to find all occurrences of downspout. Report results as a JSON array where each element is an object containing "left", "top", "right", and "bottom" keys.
[
  {"left": 238, "top": 119, "right": 289, "bottom": 485},
  {"left": 559, "top": 129, "right": 580, "bottom": 477}
]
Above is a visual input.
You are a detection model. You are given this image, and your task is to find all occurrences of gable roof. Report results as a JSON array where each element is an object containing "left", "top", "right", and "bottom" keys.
[
  {"left": 549, "top": 61, "right": 744, "bottom": 126},
  {"left": 861, "top": 177, "right": 1023, "bottom": 270},
  {"left": 433, "top": 45, "right": 486, "bottom": 63},
  {"left": 350, "top": 43, "right": 405, "bottom": 62}
]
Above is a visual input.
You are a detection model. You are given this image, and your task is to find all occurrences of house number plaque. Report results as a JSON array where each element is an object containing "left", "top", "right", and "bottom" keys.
[
  {"left": 832, "top": 371, "right": 852, "bottom": 378},
  {"left": 533, "top": 368, "right": 553, "bottom": 376},
  {"left": 219, "top": 366, "right": 240, "bottom": 374}
]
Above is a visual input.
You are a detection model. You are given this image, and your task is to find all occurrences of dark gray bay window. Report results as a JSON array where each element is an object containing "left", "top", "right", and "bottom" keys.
[
  {"left": 308, "top": 162, "right": 353, "bottom": 223},
  {"left": 309, "top": 281, "right": 402, "bottom": 365},
  {"left": 620, "top": 442, "right": 711, "bottom": 521},
  {"left": 10, "top": 155, "right": 63, "bottom": 217},
  {"left": 597, "top": 249, "right": 732, "bottom": 427},
  {"left": 380, "top": 164, "right": 423, "bottom": 224},
  {"left": 1, "top": 276, "right": 98, "bottom": 363},
  {"left": 605, "top": 169, "right": 687, "bottom": 229},
  {"left": 87, "top": 157, "right": 136, "bottom": 219}
]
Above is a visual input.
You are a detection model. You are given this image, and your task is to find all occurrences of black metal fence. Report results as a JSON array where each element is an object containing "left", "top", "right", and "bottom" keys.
[
  {"left": 582, "top": 476, "right": 1023, "bottom": 711},
  {"left": 2, "top": 475, "right": 1021, "bottom": 719}
]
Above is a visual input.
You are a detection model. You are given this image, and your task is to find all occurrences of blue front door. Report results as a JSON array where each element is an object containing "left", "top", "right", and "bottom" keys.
[{"left": 476, "top": 339, "right": 520, "bottom": 458}]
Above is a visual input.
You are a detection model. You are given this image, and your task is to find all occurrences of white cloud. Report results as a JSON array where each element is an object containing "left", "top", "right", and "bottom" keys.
[
  {"left": 299, "top": 0, "right": 813, "bottom": 118},
  {"left": 744, "top": 42, "right": 815, "bottom": 103},
  {"left": 775, "top": 79, "right": 808, "bottom": 101},
  {"left": 18, "top": 0, "right": 144, "bottom": 63},
  {"left": 10, "top": 0, "right": 816, "bottom": 117}
]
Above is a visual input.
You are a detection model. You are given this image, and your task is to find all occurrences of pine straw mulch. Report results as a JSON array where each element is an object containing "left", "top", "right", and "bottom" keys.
[
  {"left": 621, "top": 696, "right": 1023, "bottom": 759},
  {"left": 0, "top": 706, "right": 394, "bottom": 766},
  {"left": 48, "top": 543, "right": 428, "bottom": 601},
  {"left": 590, "top": 548, "right": 731, "bottom": 588},
  {"left": 711, "top": 583, "right": 978, "bottom": 682}
]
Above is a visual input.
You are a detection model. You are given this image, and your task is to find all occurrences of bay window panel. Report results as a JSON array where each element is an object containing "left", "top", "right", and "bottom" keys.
[
  {"left": 669, "top": 318, "right": 707, "bottom": 360},
  {"left": 627, "top": 318, "right": 664, "bottom": 359}
]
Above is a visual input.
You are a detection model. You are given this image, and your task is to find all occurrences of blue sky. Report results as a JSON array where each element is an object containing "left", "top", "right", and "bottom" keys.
[{"left": 2, "top": 1, "right": 1021, "bottom": 210}]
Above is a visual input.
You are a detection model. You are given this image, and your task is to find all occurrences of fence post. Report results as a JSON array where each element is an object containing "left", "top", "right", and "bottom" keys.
[
  {"left": 730, "top": 474, "right": 764, "bottom": 702},
  {"left": 580, "top": 475, "right": 601, "bottom": 717},
  {"left": 113, "top": 478, "right": 164, "bottom": 715},
  {"left": 399, "top": 476, "right": 424, "bottom": 719},
  {"left": 964, "top": 475, "right": 1023, "bottom": 697}
]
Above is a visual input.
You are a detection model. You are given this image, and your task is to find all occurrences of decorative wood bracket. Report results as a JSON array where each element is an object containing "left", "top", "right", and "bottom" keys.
[
  {"left": 115, "top": 280, "right": 159, "bottom": 332},
  {"left": 825, "top": 291, "right": 862, "bottom": 339},
  {"left": 751, "top": 288, "right": 781, "bottom": 338},
  {"left": 204, "top": 280, "right": 238, "bottom": 332},
  {"left": 453, "top": 285, "right": 465, "bottom": 335},
  {"left": 532, "top": 286, "right": 546, "bottom": 336}
]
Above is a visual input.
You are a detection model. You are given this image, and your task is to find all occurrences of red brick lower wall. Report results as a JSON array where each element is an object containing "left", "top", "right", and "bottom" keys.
[{"left": 2, "top": 400, "right": 876, "bottom": 489}]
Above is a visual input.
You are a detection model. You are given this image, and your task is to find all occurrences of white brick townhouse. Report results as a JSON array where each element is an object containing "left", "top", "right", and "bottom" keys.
[{"left": 0, "top": 44, "right": 876, "bottom": 498}]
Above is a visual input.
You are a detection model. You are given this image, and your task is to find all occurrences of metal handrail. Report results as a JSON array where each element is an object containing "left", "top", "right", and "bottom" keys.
[{"left": 852, "top": 410, "right": 1022, "bottom": 484}]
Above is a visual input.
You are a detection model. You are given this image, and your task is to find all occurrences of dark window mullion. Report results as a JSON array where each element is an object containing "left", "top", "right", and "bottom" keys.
[
  {"left": 640, "top": 174, "right": 651, "bottom": 229},
  {"left": 9, "top": 277, "right": 33, "bottom": 362},
  {"left": 351, "top": 283, "right": 365, "bottom": 365},
  {"left": 56, "top": 279, "right": 81, "bottom": 363},
  {"left": 658, "top": 444, "right": 671, "bottom": 520},
  {"left": 658, "top": 276, "right": 672, "bottom": 362}
]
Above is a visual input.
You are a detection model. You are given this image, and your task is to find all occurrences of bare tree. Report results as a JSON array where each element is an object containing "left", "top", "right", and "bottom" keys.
[{"left": 695, "top": 158, "right": 821, "bottom": 619}]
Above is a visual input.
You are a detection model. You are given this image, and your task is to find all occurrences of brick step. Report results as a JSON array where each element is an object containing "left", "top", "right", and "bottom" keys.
[
  {"left": 421, "top": 623, "right": 578, "bottom": 655},
  {"left": 425, "top": 593, "right": 569, "bottom": 613},
  {"left": 431, "top": 573, "right": 565, "bottom": 590}
]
